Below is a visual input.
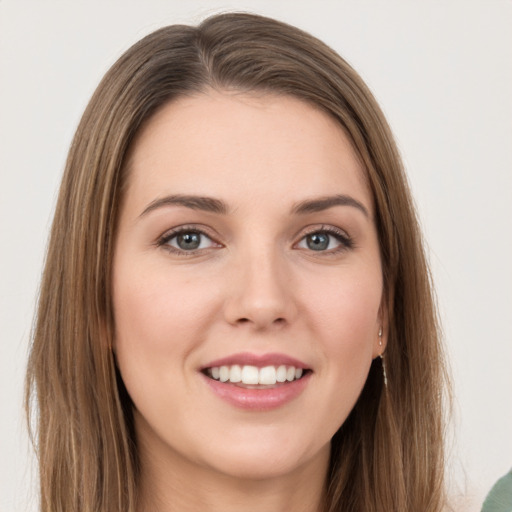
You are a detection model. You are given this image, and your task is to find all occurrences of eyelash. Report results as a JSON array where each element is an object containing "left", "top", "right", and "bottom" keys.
[{"left": 156, "top": 224, "right": 353, "bottom": 256}]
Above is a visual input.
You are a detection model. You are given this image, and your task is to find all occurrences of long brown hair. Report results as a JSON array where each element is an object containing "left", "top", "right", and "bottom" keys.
[{"left": 26, "top": 12, "right": 450, "bottom": 511}]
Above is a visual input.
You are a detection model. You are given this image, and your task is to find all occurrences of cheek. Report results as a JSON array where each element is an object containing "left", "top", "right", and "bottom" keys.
[
  {"left": 305, "top": 267, "right": 382, "bottom": 342},
  {"left": 300, "top": 266, "right": 382, "bottom": 389},
  {"left": 111, "top": 259, "right": 221, "bottom": 386},
  {"left": 114, "top": 259, "right": 215, "bottom": 339}
]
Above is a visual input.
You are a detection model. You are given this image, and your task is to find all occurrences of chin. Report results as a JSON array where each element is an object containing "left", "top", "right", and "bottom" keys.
[{"left": 198, "top": 435, "right": 331, "bottom": 482}]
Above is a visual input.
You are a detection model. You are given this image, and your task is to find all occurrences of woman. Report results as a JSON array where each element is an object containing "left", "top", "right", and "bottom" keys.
[{"left": 25, "top": 12, "right": 450, "bottom": 512}]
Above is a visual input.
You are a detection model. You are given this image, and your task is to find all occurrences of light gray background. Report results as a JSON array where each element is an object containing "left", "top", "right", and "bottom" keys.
[{"left": 1, "top": 1, "right": 511, "bottom": 511}]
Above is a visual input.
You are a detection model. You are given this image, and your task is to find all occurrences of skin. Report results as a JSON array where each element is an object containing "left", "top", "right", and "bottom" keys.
[{"left": 112, "top": 90, "right": 386, "bottom": 512}]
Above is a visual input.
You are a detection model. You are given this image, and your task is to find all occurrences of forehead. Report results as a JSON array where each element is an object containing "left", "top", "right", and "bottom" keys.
[{"left": 124, "top": 91, "right": 372, "bottom": 215}]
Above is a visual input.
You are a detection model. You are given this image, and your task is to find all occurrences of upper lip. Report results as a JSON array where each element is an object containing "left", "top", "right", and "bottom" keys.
[{"left": 201, "top": 352, "right": 310, "bottom": 370}]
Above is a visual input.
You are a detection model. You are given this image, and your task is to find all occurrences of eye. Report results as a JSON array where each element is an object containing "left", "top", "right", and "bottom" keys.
[
  {"left": 296, "top": 227, "right": 352, "bottom": 253},
  {"left": 159, "top": 228, "right": 219, "bottom": 253}
]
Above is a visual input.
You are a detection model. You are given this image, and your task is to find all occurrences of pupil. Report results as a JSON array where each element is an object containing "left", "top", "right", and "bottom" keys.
[
  {"left": 177, "top": 232, "right": 201, "bottom": 250},
  {"left": 307, "top": 233, "right": 329, "bottom": 251}
]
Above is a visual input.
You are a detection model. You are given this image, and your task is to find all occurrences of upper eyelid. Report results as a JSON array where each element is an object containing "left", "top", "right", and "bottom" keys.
[
  {"left": 295, "top": 224, "right": 351, "bottom": 240},
  {"left": 158, "top": 224, "right": 219, "bottom": 243}
]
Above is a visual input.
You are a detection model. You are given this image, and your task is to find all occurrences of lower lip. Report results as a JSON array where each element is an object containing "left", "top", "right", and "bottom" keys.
[{"left": 201, "top": 373, "right": 311, "bottom": 411}]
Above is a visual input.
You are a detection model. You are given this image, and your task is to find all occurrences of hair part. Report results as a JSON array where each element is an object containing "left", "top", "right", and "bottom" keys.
[{"left": 26, "top": 12, "right": 450, "bottom": 512}]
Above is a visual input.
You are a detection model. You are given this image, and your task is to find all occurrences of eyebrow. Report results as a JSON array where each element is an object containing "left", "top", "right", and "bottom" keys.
[
  {"left": 139, "top": 194, "right": 229, "bottom": 217},
  {"left": 291, "top": 194, "right": 369, "bottom": 217},
  {"left": 139, "top": 193, "right": 369, "bottom": 218}
]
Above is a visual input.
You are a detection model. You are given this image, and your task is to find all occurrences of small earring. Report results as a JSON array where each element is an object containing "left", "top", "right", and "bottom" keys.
[{"left": 378, "top": 327, "right": 387, "bottom": 386}]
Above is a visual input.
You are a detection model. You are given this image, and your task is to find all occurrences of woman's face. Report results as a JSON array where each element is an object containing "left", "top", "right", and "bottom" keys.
[{"left": 113, "top": 91, "right": 385, "bottom": 481}]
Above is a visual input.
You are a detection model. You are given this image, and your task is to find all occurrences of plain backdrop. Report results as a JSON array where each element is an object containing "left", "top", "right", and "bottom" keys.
[{"left": 1, "top": 1, "right": 511, "bottom": 511}]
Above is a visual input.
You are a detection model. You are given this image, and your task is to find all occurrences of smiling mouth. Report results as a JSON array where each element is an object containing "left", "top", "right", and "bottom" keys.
[{"left": 203, "top": 364, "right": 310, "bottom": 387}]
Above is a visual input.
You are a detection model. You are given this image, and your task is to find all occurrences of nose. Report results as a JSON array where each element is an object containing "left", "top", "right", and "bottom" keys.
[{"left": 223, "top": 246, "right": 298, "bottom": 330}]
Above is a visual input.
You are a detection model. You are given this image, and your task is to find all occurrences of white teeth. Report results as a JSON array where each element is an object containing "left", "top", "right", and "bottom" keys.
[
  {"left": 219, "top": 366, "right": 229, "bottom": 382},
  {"left": 229, "top": 364, "right": 242, "bottom": 383},
  {"left": 259, "top": 366, "right": 277, "bottom": 385},
  {"left": 207, "top": 364, "right": 306, "bottom": 385},
  {"left": 276, "top": 365, "right": 287, "bottom": 383},
  {"left": 241, "top": 365, "right": 259, "bottom": 384}
]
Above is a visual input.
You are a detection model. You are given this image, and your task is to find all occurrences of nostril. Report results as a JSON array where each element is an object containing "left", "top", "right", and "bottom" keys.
[{"left": 235, "top": 316, "right": 286, "bottom": 326}]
